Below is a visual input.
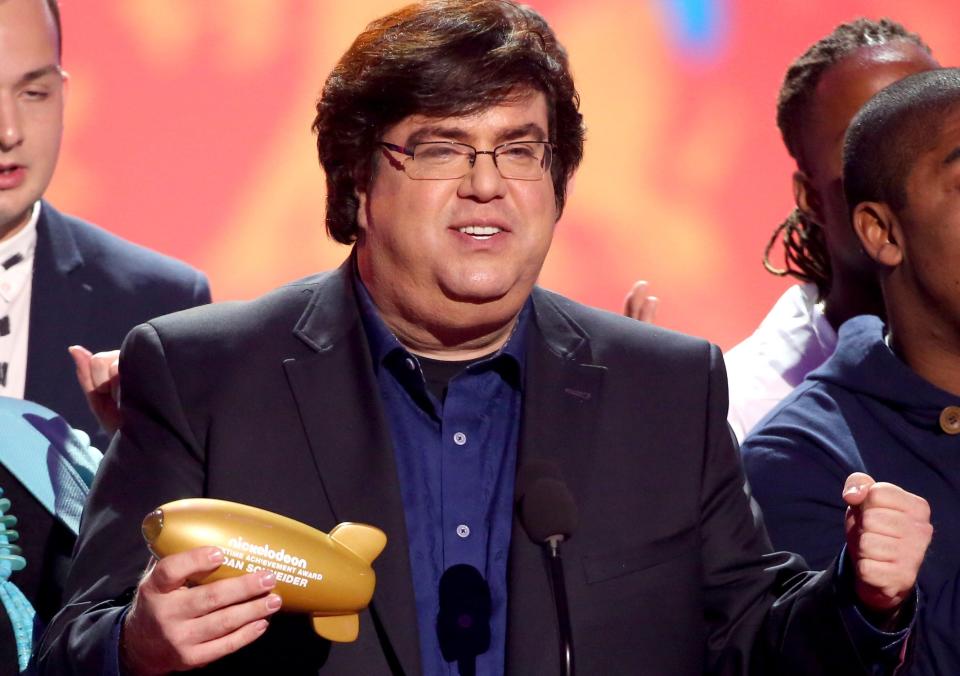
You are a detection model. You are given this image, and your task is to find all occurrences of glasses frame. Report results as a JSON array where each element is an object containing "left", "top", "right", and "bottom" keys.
[{"left": 378, "top": 140, "right": 554, "bottom": 181}]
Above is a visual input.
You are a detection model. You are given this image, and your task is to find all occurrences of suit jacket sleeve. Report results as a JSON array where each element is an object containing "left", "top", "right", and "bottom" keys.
[
  {"left": 35, "top": 322, "right": 207, "bottom": 675},
  {"left": 699, "top": 347, "right": 893, "bottom": 675}
]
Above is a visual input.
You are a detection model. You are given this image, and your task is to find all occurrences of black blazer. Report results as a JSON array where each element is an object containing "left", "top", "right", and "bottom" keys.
[
  {"left": 24, "top": 202, "right": 211, "bottom": 448},
  {"left": 38, "top": 262, "right": 874, "bottom": 675}
]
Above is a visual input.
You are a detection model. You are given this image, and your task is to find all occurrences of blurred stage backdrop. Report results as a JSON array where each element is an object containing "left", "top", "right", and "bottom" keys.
[{"left": 47, "top": 0, "right": 960, "bottom": 349}]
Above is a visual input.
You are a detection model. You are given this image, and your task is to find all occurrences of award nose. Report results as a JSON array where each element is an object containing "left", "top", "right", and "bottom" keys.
[{"left": 141, "top": 509, "right": 165, "bottom": 544}]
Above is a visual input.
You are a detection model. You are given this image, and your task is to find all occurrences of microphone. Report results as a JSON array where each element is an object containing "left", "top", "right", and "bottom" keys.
[
  {"left": 516, "top": 461, "right": 578, "bottom": 676},
  {"left": 436, "top": 564, "right": 492, "bottom": 676}
]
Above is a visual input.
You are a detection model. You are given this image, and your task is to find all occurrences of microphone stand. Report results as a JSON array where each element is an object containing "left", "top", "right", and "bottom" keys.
[{"left": 546, "top": 535, "right": 574, "bottom": 676}]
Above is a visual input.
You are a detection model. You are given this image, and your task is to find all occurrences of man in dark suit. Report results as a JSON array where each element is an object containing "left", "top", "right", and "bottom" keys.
[
  {"left": 0, "top": 2, "right": 208, "bottom": 666},
  {"left": 39, "top": 2, "right": 932, "bottom": 674},
  {"left": 0, "top": 0, "right": 210, "bottom": 449}
]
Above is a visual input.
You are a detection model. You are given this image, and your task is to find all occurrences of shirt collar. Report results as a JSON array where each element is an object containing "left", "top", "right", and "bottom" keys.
[
  {"left": 0, "top": 201, "right": 39, "bottom": 264},
  {"left": 0, "top": 201, "right": 39, "bottom": 304},
  {"left": 352, "top": 264, "right": 529, "bottom": 386}
]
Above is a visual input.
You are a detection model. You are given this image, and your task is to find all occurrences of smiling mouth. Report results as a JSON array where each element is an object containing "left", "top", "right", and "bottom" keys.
[{"left": 457, "top": 225, "right": 503, "bottom": 240}]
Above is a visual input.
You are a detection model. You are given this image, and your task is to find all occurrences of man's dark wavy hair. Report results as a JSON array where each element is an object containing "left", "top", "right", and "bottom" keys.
[{"left": 313, "top": 0, "right": 585, "bottom": 245}]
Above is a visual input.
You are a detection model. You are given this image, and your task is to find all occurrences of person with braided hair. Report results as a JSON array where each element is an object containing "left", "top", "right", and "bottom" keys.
[
  {"left": 742, "top": 65, "right": 960, "bottom": 675},
  {"left": 723, "top": 18, "right": 938, "bottom": 441}
]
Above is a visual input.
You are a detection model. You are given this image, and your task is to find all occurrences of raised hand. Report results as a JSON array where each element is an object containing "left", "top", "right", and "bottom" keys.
[
  {"left": 842, "top": 472, "right": 933, "bottom": 614},
  {"left": 622, "top": 280, "right": 659, "bottom": 323},
  {"left": 69, "top": 345, "right": 122, "bottom": 435}
]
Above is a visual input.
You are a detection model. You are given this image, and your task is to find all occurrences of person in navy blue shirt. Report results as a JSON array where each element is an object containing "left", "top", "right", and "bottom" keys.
[
  {"left": 742, "top": 68, "right": 960, "bottom": 675},
  {"left": 40, "top": 2, "right": 934, "bottom": 674}
]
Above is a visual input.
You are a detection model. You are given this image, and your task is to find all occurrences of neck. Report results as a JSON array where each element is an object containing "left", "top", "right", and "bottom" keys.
[
  {"left": 384, "top": 306, "right": 519, "bottom": 360},
  {"left": 0, "top": 207, "right": 34, "bottom": 243},
  {"left": 822, "top": 266, "right": 885, "bottom": 330},
  {"left": 886, "top": 292, "right": 960, "bottom": 398}
]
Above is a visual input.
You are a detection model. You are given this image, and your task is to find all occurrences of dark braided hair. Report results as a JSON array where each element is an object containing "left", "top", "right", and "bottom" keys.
[{"left": 763, "top": 18, "right": 931, "bottom": 299}]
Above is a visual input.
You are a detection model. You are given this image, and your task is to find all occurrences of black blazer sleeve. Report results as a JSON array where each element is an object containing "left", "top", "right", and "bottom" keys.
[
  {"left": 35, "top": 322, "right": 208, "bottom": 675},
  {"left": 696, "top": 347, "right": 866, "bottom": 674}
]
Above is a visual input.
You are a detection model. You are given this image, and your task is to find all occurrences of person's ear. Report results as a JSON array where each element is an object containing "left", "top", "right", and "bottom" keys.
[
  {"left": 558, "top": 170, "right": 577, "bottom": 221},
  {"left": 851, "top": 201, "right": 902, "bottom": 267},
  {"left": 793, "top": 171, "right": 824, "bottom": 225},
  {"left": 355, "top": 187, "right": 368, "bottom": 232}
]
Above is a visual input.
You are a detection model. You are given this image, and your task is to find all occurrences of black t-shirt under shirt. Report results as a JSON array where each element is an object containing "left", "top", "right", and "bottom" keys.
[{"left": 417, "top": 354, "right": 488, "bottom": 403}]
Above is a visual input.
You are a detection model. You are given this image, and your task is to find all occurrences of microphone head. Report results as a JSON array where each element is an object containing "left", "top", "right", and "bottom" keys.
[
  {"left": 517, "top": 470, "right": 578, "bottom": 544},
  {"left": 515, "top": 459, "right": 564, "bottom": 503}
]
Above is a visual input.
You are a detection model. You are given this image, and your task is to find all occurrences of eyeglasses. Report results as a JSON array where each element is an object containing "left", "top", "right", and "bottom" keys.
[{"left": 378, "top": 140, "right": 554, "bottom": 180}]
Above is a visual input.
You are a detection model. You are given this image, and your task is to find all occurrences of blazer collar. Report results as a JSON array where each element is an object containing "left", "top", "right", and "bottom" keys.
[
  {"left": 291, "top": 257, "right": 359, "bottom": 353},
  {"left": 284, "top": 258, "right": 421, "bottom": 674},
  {"left": 36, "top": 201, "right": 83, "bottom": 276},
  {"left": 507, "top": 288, "right": 606, "bottom": 673},
  {"left": 25, "top": 202, "right": 96, "bottom": 438}
]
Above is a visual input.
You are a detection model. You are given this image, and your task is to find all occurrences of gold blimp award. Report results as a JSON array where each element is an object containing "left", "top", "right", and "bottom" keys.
[{"left": 141, "top": 498, "right": 386, "bottom": 642}]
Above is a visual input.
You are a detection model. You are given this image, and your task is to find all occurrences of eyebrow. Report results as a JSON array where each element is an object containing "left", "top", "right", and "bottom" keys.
[
  {"left": 405, "top": 122, "right": 548, "bottom": 147},
  {"left": 18, "top": 65, "right": 61, "bottom": 86}
]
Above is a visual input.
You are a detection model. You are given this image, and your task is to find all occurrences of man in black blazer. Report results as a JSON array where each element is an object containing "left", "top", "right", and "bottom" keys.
[
  {"left": 0, "top": 0, "right": 210, "bottom": 449},
  {"left": 0, "top": 1, "right": 209, "bottom": 665},
  {"left": 39, "top": 2, "right": 932, "bottom": 674}
]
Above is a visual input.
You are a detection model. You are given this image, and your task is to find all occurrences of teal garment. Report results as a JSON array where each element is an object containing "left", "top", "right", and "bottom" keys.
[
  {"left": 0, "top": 396, "right": 102, "bottom": 671},
  {"left": 0, "top": 397, "right": 102, "bottom": 535}
]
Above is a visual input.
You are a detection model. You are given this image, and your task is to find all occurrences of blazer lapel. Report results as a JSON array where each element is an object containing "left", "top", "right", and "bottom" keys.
[
  {"left": 281, "top": 264, "right": 421, "bottom": 675},
  {"left": 25, "top": 202, "right": 93, "bottom": 431},
  {"left": 506, "top": 289, "right": 606, "bottom": 673}
]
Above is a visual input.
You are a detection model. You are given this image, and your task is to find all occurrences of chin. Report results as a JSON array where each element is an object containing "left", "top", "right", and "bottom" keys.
[
  {"left": 440, "top": 279, "right": 515, "bottom": 305},
  {"left": 438, "top": 266, "right": 538, "bottom": 306}
]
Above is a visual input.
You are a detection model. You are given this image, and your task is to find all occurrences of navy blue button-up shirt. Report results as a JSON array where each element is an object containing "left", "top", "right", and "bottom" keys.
[{"left": 355, "top": 276, "right": 529, "bottom": 676}]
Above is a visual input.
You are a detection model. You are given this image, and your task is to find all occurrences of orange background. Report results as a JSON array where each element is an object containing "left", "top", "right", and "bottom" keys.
[{"left": 45, "top": 1, "right": 960, "bottom": 349}]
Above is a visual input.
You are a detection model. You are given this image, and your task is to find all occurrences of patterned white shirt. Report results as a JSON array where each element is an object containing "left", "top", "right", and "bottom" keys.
[
  {"left": 0, "top": 201, "right": 40, "bottom": 398},
  {"left": 724, "top": 282, "right": 838, "bottom": 443}
]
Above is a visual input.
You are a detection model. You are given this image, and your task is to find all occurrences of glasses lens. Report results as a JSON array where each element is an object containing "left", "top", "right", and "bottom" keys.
[
  {"left": 495, "top": 142, "right": 552, "bottom": 180},
  {"left": 403, "top": 141, "right": 552, "bottom": 180},
  {"left": 408, "top": 142, "right": 473, "bottom": 179}
]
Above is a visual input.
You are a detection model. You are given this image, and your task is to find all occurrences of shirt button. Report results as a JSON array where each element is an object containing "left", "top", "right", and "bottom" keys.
[
  {"left": 456, "top": 524, "right": 470, "bottom": 538},
  {"left": 453, "top": 432, "right": 467, "bottom": 446},
  {"left": 939, "top": 406, "right": 960, "bottom": 435},
  {"left": 405, "top": 358, "right": 416, "bottom": 371}
]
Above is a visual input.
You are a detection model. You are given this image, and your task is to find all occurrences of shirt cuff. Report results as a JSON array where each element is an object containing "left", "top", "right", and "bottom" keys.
[
  {"left": 835, "top": 547, "right": 916, "bottom": 673},
  {"left": 107, "top": 605, "right": 130, "bottom": 676}
]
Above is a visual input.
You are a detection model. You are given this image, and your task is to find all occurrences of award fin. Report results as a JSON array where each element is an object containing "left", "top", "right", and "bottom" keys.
[
  {"left": 329, "top": 522, "right": 386, "bottom": 564},
  {"left": 312, "top": 612, "right": 360, "bottom": 642}
]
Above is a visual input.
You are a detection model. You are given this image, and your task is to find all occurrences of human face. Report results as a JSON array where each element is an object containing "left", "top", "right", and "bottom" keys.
[
  {"left": 355, "top": 91, "right": 557, "bottom": 345},
  {"left": 892, "top": 107, "right": 960, "bottom": 338},
  {"left": 796, "top": 41, "right": 937, "bottom": 275},
  {"left": 0, "top": 0, "right": 63, "bottom": 240}
]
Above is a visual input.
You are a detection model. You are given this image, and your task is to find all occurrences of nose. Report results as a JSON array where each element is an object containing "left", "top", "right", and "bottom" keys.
[
  {"left": 0, "top": 92, "right": 23, "bottom": 152},
  {"left": 458, "top": 151, "right": 507, "bottom": 202}
]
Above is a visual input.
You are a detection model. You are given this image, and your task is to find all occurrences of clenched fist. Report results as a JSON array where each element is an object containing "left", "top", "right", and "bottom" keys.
[{"left": 842, "top": 472, "right": 933, "bottom": 613}]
